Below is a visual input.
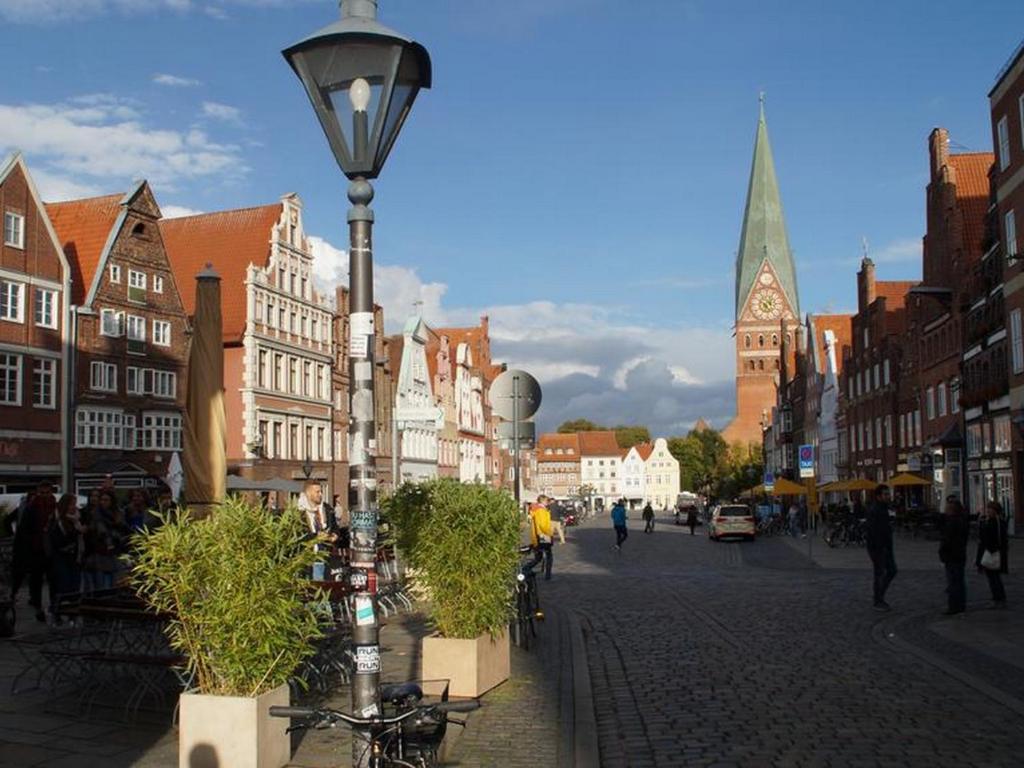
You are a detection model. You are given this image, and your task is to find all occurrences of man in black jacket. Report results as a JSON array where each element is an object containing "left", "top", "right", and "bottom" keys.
[
  {"left": 939, "top": 496, "right": 969, "bottom": 615},
  {"left": 866, "top": 484, "right": 897, "bottom": 611}
]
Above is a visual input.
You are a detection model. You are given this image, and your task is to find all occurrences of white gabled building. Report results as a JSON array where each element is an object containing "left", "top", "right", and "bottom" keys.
[
  {"left": 455, "top": 341, "right": 485, "bottom": 482},
  {"left": 392, "top": 315, "right": 439, "bottom": 484},
  {"left": 643, "top": 438, "right": 680, "bottom": 509},
  {"left": 578, "top": 430, "right": 623, "bottom": 510},
  {"left": 621, "top": 443, "right": 651, "bottom": 507}
]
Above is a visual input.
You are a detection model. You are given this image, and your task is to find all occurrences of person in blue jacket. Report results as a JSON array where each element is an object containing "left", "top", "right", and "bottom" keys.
[{"left": 611, "top": 499, "right": 628, "bottom": 552}]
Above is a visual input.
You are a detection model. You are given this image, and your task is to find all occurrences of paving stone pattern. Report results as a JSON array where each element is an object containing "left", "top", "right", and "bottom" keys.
[{"left": 546, "top": 515, "right": 1024, "bottom": 768}]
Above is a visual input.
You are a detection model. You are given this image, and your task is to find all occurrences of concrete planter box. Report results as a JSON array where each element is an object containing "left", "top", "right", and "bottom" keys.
[
  {"left": 179, "top": 683, "right": 290, "bottom": 768},
  {"left": 422, "top": 629, "right": 510, "bottom": 698}
]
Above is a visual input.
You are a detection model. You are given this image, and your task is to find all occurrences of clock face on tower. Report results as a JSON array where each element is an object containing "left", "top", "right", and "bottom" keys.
[{"left": 751, "top": 288, "right": 783, "bottom": 320}]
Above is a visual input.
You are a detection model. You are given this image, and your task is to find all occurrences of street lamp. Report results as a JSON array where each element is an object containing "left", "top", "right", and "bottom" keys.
[
  {"left": 283, "top": 2, "right": 430, "bottom": 760},
  {"left": 301, "top": 457, "right": 314, "bottom": 480}
]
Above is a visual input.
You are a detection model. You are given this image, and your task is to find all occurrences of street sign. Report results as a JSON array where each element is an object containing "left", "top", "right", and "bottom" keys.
[
  {"left": 764, "top": 471, "right": 775, "bottom": 492},
  {"left": 394, "top": 406, "right": 444, "bottom": 427},
  {"left": 490, "top": 369, "right": 542, "bottom": 421},
  {"left": 798, "top": 444, "right": 815, "bottom": 479}
]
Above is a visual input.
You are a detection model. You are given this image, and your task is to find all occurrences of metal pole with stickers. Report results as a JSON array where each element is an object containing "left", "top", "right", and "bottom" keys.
[{"left": 283, "top": 3, "right": 432, "bottom": 764}]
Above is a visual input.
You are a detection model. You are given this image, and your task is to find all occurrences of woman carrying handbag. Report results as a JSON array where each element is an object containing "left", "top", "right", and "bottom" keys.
[{"left": 977, "top": 501, "right": 1009, "bottom": 609}]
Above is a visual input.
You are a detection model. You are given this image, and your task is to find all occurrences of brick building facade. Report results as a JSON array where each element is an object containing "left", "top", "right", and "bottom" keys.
[
  {"left": 0, "top": 155, "right": 71, "bottom": 492},
  {"left": 48, "top": 183, "right": 189, "bottom": 493},
  {"left": 992, "top": 43, "right": 1024, "bottom": 534},
  {"left": 162, "top": 195, "right": 336, "bottom": 507}
]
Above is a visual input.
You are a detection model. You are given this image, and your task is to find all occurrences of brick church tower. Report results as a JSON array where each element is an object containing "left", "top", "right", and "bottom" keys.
[{"left": 722, "top": 100, "right": 800, "bottom": 446}]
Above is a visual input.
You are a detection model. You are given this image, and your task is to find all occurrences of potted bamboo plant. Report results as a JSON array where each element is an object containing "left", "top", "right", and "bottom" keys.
[
  {"left": 385, "top": 479, "right": 519, "bottom": 697},
  {"left": 132, "top": 497, "right": 321, "bottom": 768}
]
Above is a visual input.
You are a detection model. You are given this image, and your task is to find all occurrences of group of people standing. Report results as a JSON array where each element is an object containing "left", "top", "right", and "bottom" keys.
[
  {"left": 866, "top": 484, "right": 1010, "bottom": 614},
  {"left": 5, "top": 479, "right": 171, "bottom": 628}
]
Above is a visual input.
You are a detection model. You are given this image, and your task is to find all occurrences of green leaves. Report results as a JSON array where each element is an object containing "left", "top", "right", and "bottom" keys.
[
  {"left": 382, "top": 479, "right": 519, "bottom": 640},
  {"left": 131, "top": 498, "right": 322, "bottom": 697}
]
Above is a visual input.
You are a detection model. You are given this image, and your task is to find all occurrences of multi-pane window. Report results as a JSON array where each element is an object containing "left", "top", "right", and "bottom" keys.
[
  {"left": 899, "top": 413, "right": 905, "bottom": 448},
  {"left": 303, "top": 361, "right": 312, "bottom": 396},
  {"left": 998, "top": 116, "right": 1011, "bottom": 171},
  {"left": 32, "top": 358, "right": 56, "bottom": 408},
  {"left": 258, "top": 350, "right": 268, "bottom": 388},
  {"left": 153, "top": 275, "right": 164, "bottom": 293},
  {"left": 153, "top": 320, "right": 171, "bottom": 347},
  {"left": 1007, "top": 209, "right": 1018, "bottom": 259},
  {"left": 109, "top": 264, "right": 121, "bottom": 283},
  {"left": 129, "top": 270, "right": 147, "bottom": 290},
  {"left": 966, "top": 423, "right": 983, "bottom": 458},
  {"left": 938, "top": 383, "right": 947, "bottom": 418},
  {"left": 926, "top": 387, "right": 935, "bottom": 420},
  {"left": 100, "top": 309, "right": 125, "bottom": 337},
  {"left": 994, "top": 415, "right": 1012, "bottom": 454},
  {"left": 951, "top": 379, "right": 960, "bottom": 414},
  {"left": 76, "top": 408, "right": 126, "bottom": 449},
  {"left": 1012, "top": 309, "right": 1024, "bottom": 374},
  {"left": 914, "top": 410, "right": 922, "bottom": 445},
  {"left": 140, "top": 412, "right": 182, "bottom": 450},
  {"left": 127, "top": 367, "right": 176, "bottom": 398},
  {"left": 875, "top": 417, "right": 882, "bottom": 448},
  {"left": 274, "top": 354, "right": 284, "bottom": 390},
  {"left": 0, "top": 353, "right": 21, "bottom": 404},
  {"left": 34, "top": 288, "right": 57, "bottom": 329},
  {"left": 883, "top": 359, "right": 890, "bottom": 386},
  {"left": 90, "top": 361, "right": 117, "bottom": 392},
  {"left": 0, "top": 280, "right": 24, "bottom": 321},
  {"left": 3, "top": 211, "right": 24, "bottom": 248},
  {"left": 873, "top": 364, "right": 880, "bottom": 389},
  {"left": 127, "top": 315, "right": 146, "bottom": 341},
  {"left": 289, "top": 358, "right": 298, "bottom": 393}
]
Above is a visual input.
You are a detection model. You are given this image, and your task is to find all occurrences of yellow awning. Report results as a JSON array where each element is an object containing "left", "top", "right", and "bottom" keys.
[{"left": 889, "top": 472, "right": 931, "bottom": 487}]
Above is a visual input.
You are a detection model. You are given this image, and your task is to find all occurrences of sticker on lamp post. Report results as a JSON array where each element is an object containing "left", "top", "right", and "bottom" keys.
[
  {"left": 354, "top": 596, "right": 375, "bottom": 627},
  {"left": 354, "top": 644, "right": 380, "bottom": 674}
]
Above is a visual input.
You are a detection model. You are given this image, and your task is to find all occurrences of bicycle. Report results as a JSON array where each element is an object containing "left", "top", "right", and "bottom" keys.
[
  {"left": 270, "top": 685, "right": 480, "bottom": 768},
  {"left": 511, "top": 545, "right": 544, "bottom": 650}
]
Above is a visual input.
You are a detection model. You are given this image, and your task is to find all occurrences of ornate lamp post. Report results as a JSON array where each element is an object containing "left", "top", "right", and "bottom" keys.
[{"left": 283, "top": 3, "right": 430, "bottom": 763}]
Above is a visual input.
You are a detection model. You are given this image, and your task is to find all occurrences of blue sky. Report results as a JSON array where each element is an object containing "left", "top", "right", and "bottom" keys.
[{"left": 1, "top": 0, "right": 1023, "bottom": 436}]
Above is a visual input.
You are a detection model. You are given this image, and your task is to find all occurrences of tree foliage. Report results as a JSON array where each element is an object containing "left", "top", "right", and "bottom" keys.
[
  {"left": 613, "top": 425, "right": 651, "bottom": 449},
  {"left": 132, "top": 498, "right": 322, "bottom": 697},
  {"left": 668, "top": 425, "right": 763, "bottom": 501},
  {"left": 383, "top": 478, "right": 520, "bottom": 639},
  {"left": 557, "top": 419, "right": 604, "bottom": 433}
]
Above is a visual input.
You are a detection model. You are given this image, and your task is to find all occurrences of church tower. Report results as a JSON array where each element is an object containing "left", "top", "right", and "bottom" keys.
[{"left": 722, "top": 100, "right": 800, "bottom": 446}]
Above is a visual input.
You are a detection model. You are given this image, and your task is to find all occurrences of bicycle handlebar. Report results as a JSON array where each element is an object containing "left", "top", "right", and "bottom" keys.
[{"left": 269, "top": 699, "right": 481, "bottom": 727}]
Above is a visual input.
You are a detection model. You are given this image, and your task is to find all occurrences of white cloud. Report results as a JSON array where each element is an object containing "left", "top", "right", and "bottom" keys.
[
  {"left": 162, "top": 204, "right": 204, "bottom": 219},
  {"left": 30, "top": 169, "right": 102, "bottom": 202},
  {"left": 0, "top": 97, "right": 246, "bottom": 193},
  {"left": 872, "top": 237, "right": 921, "bottom": 264},
  {"left": 154, "top": 73, "right": 201, "bottom": 87},
  {"left": 201, "top": 101, "right": 241, "bottom": 123},
  {"left": 309, "top": 233, "right": 736, "bottom": 436}
]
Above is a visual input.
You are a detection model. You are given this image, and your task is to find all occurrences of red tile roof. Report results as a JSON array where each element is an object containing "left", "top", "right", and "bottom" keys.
[
  {"left": 949, "top": 152, "right": 993, "bottom": 261},
  {"left": 630, "top": 442, "right": 654, "bottom": 461},
  {"left": 45, "top": 194, "right": 123, "bottom": 305},
  {"left": 159, "top": 204, "right": 282, "bottom": 342},
  {"left": 577, "top": 430, "right": 620, "bottom": 456},
  {"left": 537, "top": 432, "right": 580, "bottom": 463},
  {"left": 809, "top": 313, "right": 853, "bottom": 376}
]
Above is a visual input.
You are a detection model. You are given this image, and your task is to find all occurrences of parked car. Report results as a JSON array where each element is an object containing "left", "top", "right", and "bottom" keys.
[{"left": 708, "top": 504, "right": 756, "bottom": 541}]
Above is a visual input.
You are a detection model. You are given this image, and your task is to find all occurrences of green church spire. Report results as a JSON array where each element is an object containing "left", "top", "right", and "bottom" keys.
[{"left": 734, "top": 98, "right": 799, "bottom": 319}]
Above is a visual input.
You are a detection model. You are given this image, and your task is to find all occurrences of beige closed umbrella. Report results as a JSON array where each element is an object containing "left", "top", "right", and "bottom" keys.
[{"left": 183, "top": 264, "right": 227, "bottom": 514}]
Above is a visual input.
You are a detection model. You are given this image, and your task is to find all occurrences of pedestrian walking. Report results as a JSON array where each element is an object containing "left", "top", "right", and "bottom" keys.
[
  {"left": 938, "top": 496, "right": 968, "bottom": 615},
  {"left": 787, "top": 501, "right": 800, "bottom": 538},
  {"left": 528, "top": 495, "right": 554, "bottom": 580},
  {"left": 686, "top": 505, "right": 698, "bottom": 535},
  {"left": 299, "top": 480, "right": 336, "bottom": 581},
  {"left": 642, "top": 502, "right": 655, "bottom": 533},
  {"left": 82, "top": 490, "right": 124, "bottom": 593},
  {"left": 977, "top": 500, "right": 1009, "bottom": 609},
  {"left": 611, "top": 499, "right": 628, "bottom": 551},
  {"left": 866, "top": 484, "right": 897, "bottom": 610}
]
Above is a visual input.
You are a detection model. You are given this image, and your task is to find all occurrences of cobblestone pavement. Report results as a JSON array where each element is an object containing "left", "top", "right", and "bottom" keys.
[{"left": 545, "top": 515, "right": 1024, "bottom": 768}]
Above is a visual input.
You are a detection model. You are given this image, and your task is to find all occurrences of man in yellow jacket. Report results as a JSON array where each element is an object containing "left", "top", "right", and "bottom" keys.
[{"left": 529, "top": 495, "right": 555, "bottom": 581}]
